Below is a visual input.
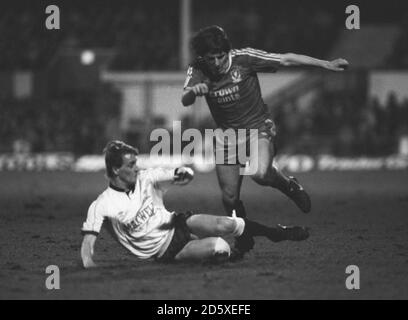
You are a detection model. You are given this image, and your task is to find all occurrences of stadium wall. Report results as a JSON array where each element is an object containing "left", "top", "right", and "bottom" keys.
[
  {"left": 102, "top": 70, "right": 408, "bottom": 130},
  {"left": 101, "top": 71, "right": 305, "bottom": 131}
]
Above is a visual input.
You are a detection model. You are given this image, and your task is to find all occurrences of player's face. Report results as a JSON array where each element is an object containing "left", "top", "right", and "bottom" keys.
[
  {"left": 117, "top": 153, "right": 138, "bottom": 187},
  {"left": 203, "top": 51, "right": 229, "bottom": 75}
]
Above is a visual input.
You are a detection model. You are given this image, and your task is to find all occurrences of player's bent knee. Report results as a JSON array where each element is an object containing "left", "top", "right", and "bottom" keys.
[
  {"left": 215, "top": 217, "right": 235, "bottom": 235},
  {"left": 174, "top": 238, "right": 230, "bottom": 262}
]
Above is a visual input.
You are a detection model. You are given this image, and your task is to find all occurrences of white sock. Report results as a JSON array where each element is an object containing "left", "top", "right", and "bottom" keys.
[{"left": 228, "top": 211, "right": 245, "bottom": 237}]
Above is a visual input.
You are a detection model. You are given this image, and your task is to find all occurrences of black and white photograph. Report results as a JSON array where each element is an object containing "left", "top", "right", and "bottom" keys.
[{"left": 0, "top": 0, "right": 407, "bottom": 304}]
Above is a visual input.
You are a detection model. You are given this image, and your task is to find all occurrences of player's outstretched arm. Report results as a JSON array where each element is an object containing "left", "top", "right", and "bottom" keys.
[
  {"left": 81, "top": 234, "right": 98, "bottom": 269},
  {"left": 181, "top": 83, "right": 209, "bottom": 106},
  {"left": 280, "top": 53, "right": 349, "bottom": 71}
]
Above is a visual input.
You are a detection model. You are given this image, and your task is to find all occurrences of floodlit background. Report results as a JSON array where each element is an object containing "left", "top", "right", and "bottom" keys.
[{"left": 1, "top": 0, "right": 408, "bottom": 159}]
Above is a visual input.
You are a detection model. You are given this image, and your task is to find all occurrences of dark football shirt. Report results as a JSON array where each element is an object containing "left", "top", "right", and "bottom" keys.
[{"left": 184, "top": 48, "right": 282, "bottom": 129}]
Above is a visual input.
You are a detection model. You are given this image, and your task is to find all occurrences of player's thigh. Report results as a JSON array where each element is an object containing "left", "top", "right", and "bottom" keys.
[
  {"left": 186, "top": 214, "right": 235, "bottom": 238},
  {"left": 249, "top": 137, "right": 274, "bottom": 175},
  {"left": 216, "top": 164, "right": 243, "bottom": 198},
  {"left": 175, "top": 237, "right": 230, "bottom": 261}
]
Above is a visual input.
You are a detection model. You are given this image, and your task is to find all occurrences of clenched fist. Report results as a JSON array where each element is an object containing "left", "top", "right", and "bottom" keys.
[{"left": 190, "top": 83, "right": 209, "bottom": 96}]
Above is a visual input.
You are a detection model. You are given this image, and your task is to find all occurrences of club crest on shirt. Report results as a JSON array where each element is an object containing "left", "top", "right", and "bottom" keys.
[{"left": 230, "top": 67, "right": 242, "bottom": 83}]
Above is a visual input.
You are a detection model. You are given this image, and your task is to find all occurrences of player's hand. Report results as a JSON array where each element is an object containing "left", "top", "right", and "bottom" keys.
[
  {"left": 190, "top": 83, "right": 209, "bottom": 96},
  {"left": 174, "top": 167, "right": 194, "bottom": 185},
  {"left": 325, "top": 58, "right": 349, "bottom": 71}
]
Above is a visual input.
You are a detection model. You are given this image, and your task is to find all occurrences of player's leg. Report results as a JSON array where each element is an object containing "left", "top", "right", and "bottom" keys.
[
  {"left": 215, "top": 164, "right": 244, "bottom": 216},
  {"left": 186, "top": 214, "right": 241, "bottom": 238},
  {"left": 186, "top": 214, "right": 309, "bottom": 243},
  {"left": 156, "top": 212, "right": 231, "bottom": 263},
  {"left": 215, "top": 164, "right": 255, "bottom": 254},
  {"left": 160, "top": 213, "right": 308, "bottom": 263},
  {"left": 249, "top": 136, "right": 311, "bottom": 213},
  {"left": 249, "top": 137, "right": 288, "bottom": 189},
  {"left": 174, "top": 237, "right": 231, "bottom": 262}
]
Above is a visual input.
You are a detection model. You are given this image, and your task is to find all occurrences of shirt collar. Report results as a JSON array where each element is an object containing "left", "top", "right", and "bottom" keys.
[{"left": 109, "top": 183, "right": 135, "bottom": 194}]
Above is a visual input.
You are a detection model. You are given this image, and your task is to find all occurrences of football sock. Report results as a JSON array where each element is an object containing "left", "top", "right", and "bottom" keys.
[
  {"left": 232, "top": 200, "right": 247, "bottom": 218},
  {"left": 243, "top": 219, "right": 272, "bottom": 237},
  {"left": 228, "top": 214, "right": 245, "bottom": 237}
]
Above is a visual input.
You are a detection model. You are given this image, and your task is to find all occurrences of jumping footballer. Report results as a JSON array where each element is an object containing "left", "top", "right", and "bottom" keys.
[{"left": 182, "top": 26, "right": 349, "bottom": 257}]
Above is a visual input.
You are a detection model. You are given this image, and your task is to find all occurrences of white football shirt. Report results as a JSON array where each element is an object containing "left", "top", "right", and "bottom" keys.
[{"left": 81, "top": 168, "right": 176, "bottom": 259}]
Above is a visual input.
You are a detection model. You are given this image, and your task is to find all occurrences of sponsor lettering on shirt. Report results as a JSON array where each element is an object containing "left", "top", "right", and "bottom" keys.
[
  {"left": 121, "top": 202, "right": 155, "bottom": 233},
  {"left": 209, "top": 85, "right": 240, "bottom": 104}
]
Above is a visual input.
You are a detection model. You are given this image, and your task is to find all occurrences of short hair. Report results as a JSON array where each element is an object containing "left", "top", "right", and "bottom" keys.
[
  {"left": 190, "top": 25, "right": 231, "bottom": 57},
  {"left": 103, "top": 140, "right": 139, "bottom": 178}
]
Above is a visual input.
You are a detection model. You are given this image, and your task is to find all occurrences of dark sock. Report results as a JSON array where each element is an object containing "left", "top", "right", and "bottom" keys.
[
  {"left": 231, "top": 201, "right": 255, "bottom": 252},
  {"left": 244, "top": 219, "right": 271, "bottom": 237},
  {"left": 233, "top": 200, "right": 247, "bottom": 219}
]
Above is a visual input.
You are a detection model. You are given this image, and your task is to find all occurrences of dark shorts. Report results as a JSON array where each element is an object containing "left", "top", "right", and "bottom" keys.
[
  {"left": 156, "top": 211, "right": 194, "bottom": 263},
  {"left": 214, "top": 118, "right": 277, "bottom": 166}
]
